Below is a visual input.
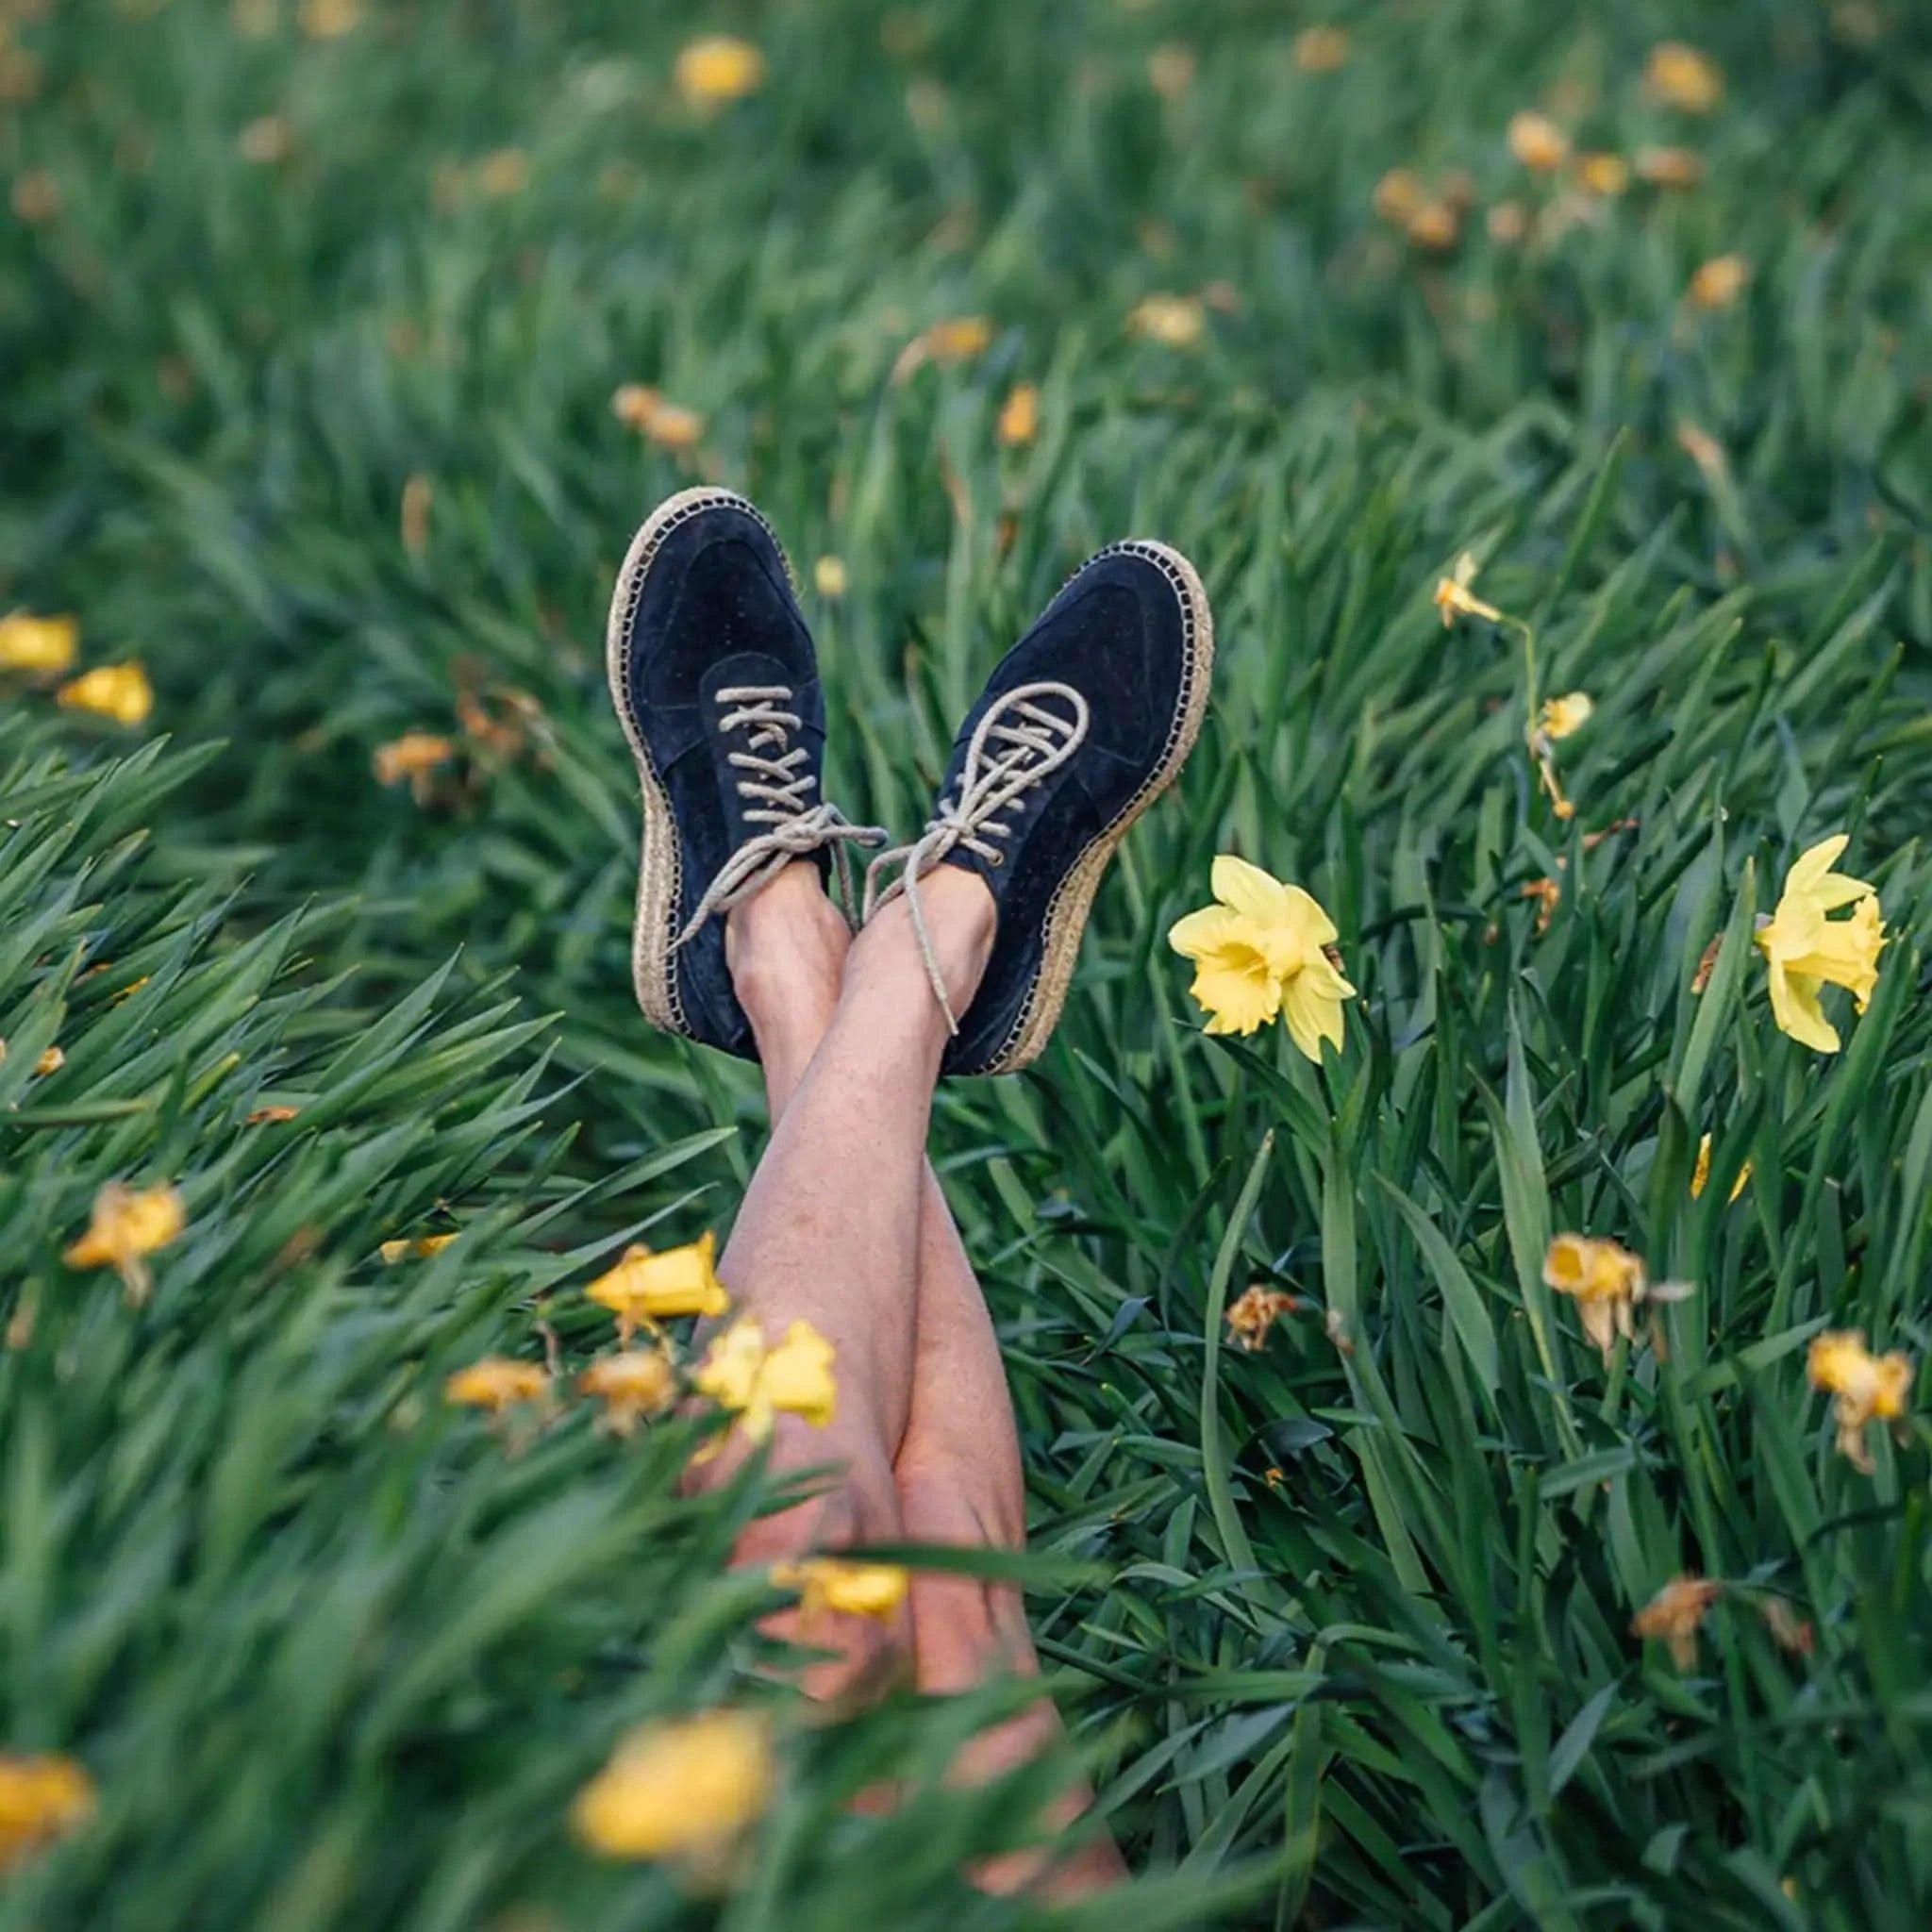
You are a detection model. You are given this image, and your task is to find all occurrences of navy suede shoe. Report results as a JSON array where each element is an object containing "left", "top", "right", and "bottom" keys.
[
  {"left": 867, "top": 541, "right": 1213, "bottom": 1075},
  {"left": 607, "top": 488, "right": 882, "bottom": 1058}
]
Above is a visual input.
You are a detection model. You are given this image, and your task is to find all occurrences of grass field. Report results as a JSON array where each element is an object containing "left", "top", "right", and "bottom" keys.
[{"left": 5, "top": 1, "right": 1932, "bottom": 1925}]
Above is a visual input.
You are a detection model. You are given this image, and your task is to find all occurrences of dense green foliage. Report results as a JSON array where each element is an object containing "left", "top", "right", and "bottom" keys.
[{"left": 6, "top": 0, "right": 1932, "bottom": 1925}]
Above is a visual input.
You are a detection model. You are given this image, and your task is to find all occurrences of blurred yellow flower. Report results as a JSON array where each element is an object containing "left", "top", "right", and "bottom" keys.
[
  {"left": 1807, "top": 1330, "right": 1913, "bottom": 1473},
  {"left": 1372, "top": 167, "right": 1424, "bottom": 225},
  {"left": 579, "top": 1350, "right": 676, "bottom": 1435},
  {"left": 63, "top": 1181, "right": 185, "bottom": 1305},
  {"left": 9, "top": 171, "right": 58, "bottom": 224},
  {"left": 1542, "top": 1234, "right": 1690, "bottom": 1361},
  {"left": 1488, "top": 201, "right": 1529, "bottom": 244},
  {"left": 443, "top": 1357, "right": 548, "bottom": 1413},
  {"left": 1690, "top": 1133, "right": 1751, "bottom": 1203},
  {"left": 373, "top": 731, "right": 455, "bottom": 802},
  {"left": 573, "top": 1710, "right": 772, "bottom": 1862},
  {"left": 588, "top": 1233, "right": 728, "bottom": 1342},
  {"left": 1147, "top": 43, "right": 1194, "bottom": 100},
  {"left": 1631, "top": 1575, "right": 1722, "bottom": 1668},
  {"left": 813, "top": 555, "right": 848, "bottom": 598},
  {"left": 58, "top": 663, "right": 153, "bottom": 726},
  {"left": 0, "top": 1753, "right": 93, "bottom": 1874},
  {"left": 1126, "top": 292, "right": 1206, "bottom": 348},
  {"left": 1507, "top": 110, "right": 1571, "bottom": 173},
  {"left": 0, "top": 610, "right": 78, "bottom": 675},
  {"left": 1538, "top": 692, "right": 1593, "bottom": 741},
  {"left": 1756, "top": 836, "right": 1885, "bottom": 1054},
  {"left": 771, "top": 1557, "right": 908, "bottom": 1623},
  {"left": 1433, "top": 552, "right": 1502, "bottom": 626},
  {"left": 675, "top": 34, "right": 766, "bottom": 108},
  {"left": 1645, "top": 42, "right": 1724, "bottom": 114},
  {"left": 1224, "top": 1283, "right": 1298, "bottom": 1353},
  {"left": 297, "top": 0, "right": 360, "bottom": 39},
  {"left": 400, "top": 473, "right": 432, "bottom": 558},
  {"left": 1576, "top": 152, "right": 1630, "bottom": 196},
  {"left": 997, "top": 380, "right": 1040, "bottom": 447},
  {"left": 238, "top": 116, "right": 292, "bottom": 165},
  {"left": 1635, "top": 144, "right": 1706, "bottom": 189},
  {"left": 1292, "top": 25, "right": 1349, "bottom": 74},
  {"left": 693, "top": 1315, "right": 836, "bottom": 1444},
  {"left": 34, "top": 1046, "right": 64, "bottom": 1076},
  {"left": 476, "top": 148, "right": 529, "bottom": 198},
  {"left": 231, "top": 0, "right": 278, "bottom": 36},
  {"left": 1405, "top": 201, "right": 1460, "bottom": 251},
  {"left": 379, "top": 1233, "right": 458, "bottom": 1264},
  {"left": 1689, "top": 254, "right": 1751, "bottom": 310},
  {"left": 1168, "top": 856, "right": 1355, "bottom": 1060}
]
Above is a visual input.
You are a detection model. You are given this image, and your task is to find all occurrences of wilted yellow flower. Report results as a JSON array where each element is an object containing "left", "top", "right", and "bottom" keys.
[
  {"left": 1523, "top": 875, "right": 1562, "bottom": 935},
  {"left": 579, "top": 1350, "right": 676, "bottom": 1436},
  {"left": 297, "top": 0, "right": 360, "bottom": 39},
  {"left": 1645, "top": 42, "right": 1724, "bottom": 113},
  {"left": 63, "top": 1181, "right": 185, "bottom": 1305},
  {"left": 812, "top": 556, "right": 848, "bottom": 598},
  {"left": 1433, "top": 552, "right": 1502, "bottom": 626},
  {"left": 1635, "top": 144, "right": 1706, "bottom": 190},
  {"left": 33, "top": 1046, "right": 64, "bottom": 1076},
  {"left": 373, "top": 731, "right": 455, "bottom": 802},
  {"left": 1488, "top": 200, "right": 1530, "bottom": 244},
  {"left": 476, "top": 148, "right": 529, "bottom": 198},
  {"left": 1224, "top": 1283, "right": 1298, "bottom": 1353},
  {"left": 1690, "top": 1133, "right": 1751, "bottom": 1203},
  {"left": 1807, "top": 1330, "right": 1913, "bottom": 1473},
  {"left": 58, "top": 663, "right": 153, "bottom": 726},
  {"left": 1507, "top": 110, "right": 1571, "bottom": 173},
  {"left": 1147, "top": 43, "right": 1194, "bottom": 100},
  {"left": 1293, "top": 25, "right": 1349, "bottom": 73},
  {"left": 643, "top": 402, "right": 705, "bottom": 452},
  {"left": 245, "top": 1103, "right": 299, "bottom": 1124},
  {"left": 1168, "top": 856, "right": 1355, "bottom": 1060},
  {"left": 996, "top": 380, "right": 1040, "bottom": 447},
  {"left": 443, "top": 1357, "right": 548, "bottom": 1413},
  {"left": 1538, "top": 692, "right": 1593, "bottom": 741},
  {"left": 0, "top": 610, "right": 78, "bottom": 675},
  {"left": 0, "top": 1753, "right": 94, "bottom": 1874},
  {"left": 1576, "top": 152, "right": 1630, "bottom": 196},
  {"left": 930, "top": 315, "right": 993, "bottom": 361},
  {"left": 1372, "top": 167, "right": 1424, "bottom": 225},
  {"left": 1542, "top": 1234, "right": 1690, "bottom": 1361},
  {"left": 1126, "top": 292, "right": 1206, "bottom": 348},
  {"left": 693, "top": 1315, "right": 837, "bottom": 1444},
  {"left": 379, "top": 1233, "right": 458, "bottom": 1264},
  {"left": 588, "top": 1232, "right": 728, "bottom": 1341},
  {"left": 238, "top": 115, "right": 292, "bottom": 165},
  {"left": 1755, "top": 836, "right": 1885, "bottom": 1054},
  {"left": 771, "top": 1557, "right": 908, "bottom": 1624},
  {"left": 573, "top": 1710, "right": 772, "bottom": 1862},
  {"left": 1631, "top": 1575, "right": 1722, "bottom": 1668},
  {"left": 1405, "top": 201, "right": 1460, "bottom": 251},
  {"left": 1689, "top": 254, "right": 1751, "bottom": 310},
  {"left": 675, "top": 34, "right": 766, "bottom": 108}
]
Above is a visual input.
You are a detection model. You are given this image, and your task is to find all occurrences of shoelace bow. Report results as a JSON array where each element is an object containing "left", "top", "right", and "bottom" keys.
[
  {"left": 862, "top": 680, "right": 1091, "bottom": 1032},
  {"left": 675, "top": 685, "right": 886, "bottom": 945}
]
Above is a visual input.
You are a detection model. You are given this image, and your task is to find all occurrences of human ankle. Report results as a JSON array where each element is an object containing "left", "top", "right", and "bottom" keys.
[
  {"left": 725, "top": 864, "right": 851, "bottom": 1043},
  {"left": 848, "top": 866, "right": 996, "bottom": 1021}
]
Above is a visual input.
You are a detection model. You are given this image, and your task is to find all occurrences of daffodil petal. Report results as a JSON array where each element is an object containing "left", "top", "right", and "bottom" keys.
[
  {"left": 1168, "top": 904, "right": 1249, "bottom": 958},
  {"left": 1280, "top": 968, "right": 1347, "bottom": 1063},
  {"left": 1210, "top": 854, "right": 1293, "bottom": 922}
]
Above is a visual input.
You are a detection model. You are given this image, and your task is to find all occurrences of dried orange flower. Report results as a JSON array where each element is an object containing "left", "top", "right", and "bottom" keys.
[
  {"left": 1225, "top": 1284, "right": 1298, "bottom": 1352},
  {"left": 579, "top": 1350, "right": 676, "bottom": 1436},
  {"left": 1807, "top": 1330, "right": 1914, "bottom": 1473},
  {"left": 444, "top": 1357, "right": 549, "bottom": 1414},
  {"left": 33, "top": 1046, "right": 64, "bottom": 1076},
  {"left": 1632, "top": 1574, "right": 1722, "bottom": 1668},
  {"left": 997, "top": 381, "right": 1040, "bottom": 447},
  {"left": 373, "top": 731, "right": 455, "bottom": 803},
  {"left": 63, "top": 1181, "right": 186, "bottom": 1305},
  {"left": 1689, "top": 255, "right": 1751, "bottom": 310}
]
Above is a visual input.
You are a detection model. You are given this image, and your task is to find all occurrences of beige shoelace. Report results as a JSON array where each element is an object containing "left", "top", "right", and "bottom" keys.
[
  {"left": 862, "top": 680, "right": 1091, "bottom": 1032},
  {"left": 674, "top": 684, "right": 886, "bottom": 945}
]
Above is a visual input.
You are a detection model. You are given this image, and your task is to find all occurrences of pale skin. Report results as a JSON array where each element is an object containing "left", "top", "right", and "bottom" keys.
[{"left": 701, "top": 858, "right": 1125, "bottom": 1893}]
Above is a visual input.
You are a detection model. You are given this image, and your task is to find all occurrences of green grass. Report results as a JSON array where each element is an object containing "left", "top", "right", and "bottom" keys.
[{"left": 5, "top": 1, "right": 1932, "bottom": 1924}]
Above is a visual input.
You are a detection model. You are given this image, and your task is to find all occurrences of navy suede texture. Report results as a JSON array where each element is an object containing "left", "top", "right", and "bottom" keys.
[{"left": 940, "top": 549, "right": 1191, "bottom": 1074}]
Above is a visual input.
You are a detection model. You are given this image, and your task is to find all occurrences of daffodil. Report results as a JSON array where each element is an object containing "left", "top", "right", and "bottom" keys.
[
  {"left": 1755, "top": 836, "right": 1885, "bottom": 1054},
  {"left": 588, "top": 1233, "right": 728, "bottom": 1342},
  {"left": 1542, "top": 1234, "right": 1691, "bottom": 1362},
  {"left": 1224, "top": 1283, "right": 1299, "bottom": 1353},
  {"left": 1126, "top": 292, "right": 1206, "bottom": 348},
  {"left": 1631, "top": 1575, "right": 1722, "bottom": 1668},
  {"left": 996, "top": 381, "right": 1040, "bottom": 447},
  {"left": 1292, "top": 25, "right": 1349, "bottom": 73},
  {"left": 1635, "top": 145, "right": 1705, "bottom": 190},
  {"left": 443, "top": 1357, "right": 549, "bottom": 1414},
  {"left": 693, "top": 1315, "right": 837, "bottom": 1445},
  {"left": 63, "top": 1181, "right": 185, "bottom": 1305},
  {"left": 0, "top": 611, "right": 78, "bottom": 675},
  {"left": 1807, "top": 1330, "right": 1913, "bottom": 1473},
  {"left": 1688, "top": 255, "right": 1750, "bottom": 311},
  {"left": 812, "top": 556, "right": 847, "bottom": 597},
  {"left": 675, "top": 35, "right": 766, "bottom": 108},
  {"left": 1690, "top": 1133, "right": 1751, "bottom": 1204},
  {"left": 771, "top": 1557, "right": 909, "bottom": 1624},
  {"left": 579, "top": 1350, "right": 676, "bottom": 1436},
  {"left": 1645, "top": 42, "right": 1724, "bottom": 113},
  {"left": 33, "top": 1046, "right": 63, "bottom": 1076},
  {"left": 1169, "top": 857, "right": 1354, "bottom": 1059},
  {"left": 1432, "top": 552, "right": 1503, "bottom": 626},
  {"left": 1507, "top": 110, "right": 1570, "bottom": 173},
  {"left": 1576, "top": 152, "right": 1630, "bottom": 196},
  {"left": 573, "top": 1709, "right": 773, "bottom": 1862},
  {"left": 1538, "top": 692, "right": 1593, "bottom": 740},
  {"left": 57, "top": 663, "right": 153, "bottom": 725},
  {"left": 298, "top": 0, "right": 361, "bottom": 37},
  {"left": 379, "top": 1232, "right": 458, "bottom": 1264},
  {"left": 373, "top": 731, "right": 455, "bottom": 803},
  {"left": 0, "top": 1753, "right": 94, "bottom": 1874}
]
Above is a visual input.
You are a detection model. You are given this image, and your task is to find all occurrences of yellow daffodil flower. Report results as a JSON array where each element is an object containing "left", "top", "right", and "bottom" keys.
[
  {"left": 1755, "top": 835, "right": 1885, "bottom": 1054},
  {"left": 675, "top": 35, "right": 766, "bottom": 108},
  {"left": 0, "top": 1753, "right": 94, "bottom": 1874},
  {"left": 1126, "top": 292, "right": 1206, "bottom": 348},
  {"left": 298, "top": 0, "right": 361, "bottom": 39},
  {"left": 1688, "top": 255, "right": 1750, "bottom": 311},
  {"left": 1169, "top": 856, "right": 1355, "bottom": 1059},
  {"left": 63, "top": 1181, "right": 185, "bottom": 1305},
  {"left": 0, "top": 611, "right": 78, "bottom": 675},
  {"left": 57, "top": 663, "right": 153, "bottom": 726},
  {"left": 996, "top": 381, "right": 1040, "bottom": 447},
  {"left": 1807, "top": 1330, "right": 1913, "bottom": 1473},
  {"left": 1645, "top": 42, "right": 1724, "bottom": 114},
  {"left": 443, "top": 1357, "right": 549, "bottom": 1414},
  {"left": 379, "top": 1232, "right": 458, "bottom": 1264},
  {"left": 771, "top": 1557, "right": 909, "bottom": 1624},
  {"left": 578, "top": 1350, "right": 676, "bottom": 1436},
  {"left": 1538, "top": 691, "right": 1593, "bottom": 740},
  {"left": 812, "top": 556, "right": 848, "bottom": 598},
  {"left": 692, "top": 1315, "right": 837, "bottom": 1445},
  {"left": 373, "top": 732, "right": 455, "bottom": 803},
  {"left": 1432, "top": 552, "right": 1502, "bottom": 626},
  {"left": 34, "top": 1046, "right": 64, "bottom": 1076},
  {"left": 1631, "top": 1574, "right": 1722, "bottom": 1668},
  {"left": 1507, "top": 110, "right": 1570, "bottom": 173},
  {"left": 573, "top": 1709, "right": 773, "bottom": 1862},
  {"left": 1542, "top": 1234, "right": 1691, "bottom": 1362},
  {"left": 588, "top": 1232, "right": 728, "bottom": 1342},
  {"left": 1576, "top": 152, "right": 1630, "bottom": 196}
]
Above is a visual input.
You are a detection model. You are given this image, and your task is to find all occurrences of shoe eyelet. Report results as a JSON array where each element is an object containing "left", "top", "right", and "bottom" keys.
[{"left": 988, "top": 852, "right": 1006, "bottom": 869}]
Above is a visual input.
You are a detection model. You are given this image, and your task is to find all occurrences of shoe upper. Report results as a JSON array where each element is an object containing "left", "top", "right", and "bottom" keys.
[
  {"left": 613, "top": 494, "right": 828, "bottom": 1057},
  {"left": 927, "top": 543, "right": 1203, "bottom": 1074}
]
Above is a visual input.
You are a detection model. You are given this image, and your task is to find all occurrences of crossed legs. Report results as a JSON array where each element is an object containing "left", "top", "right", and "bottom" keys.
[{"left": 706, "top": 862, "right": 1124, "bottom": 1891}]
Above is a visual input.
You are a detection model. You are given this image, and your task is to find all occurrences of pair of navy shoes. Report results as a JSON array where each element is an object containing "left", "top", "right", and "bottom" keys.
[{"left": 607, "top": 489, "right": 1213, "bottom": 1077}]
